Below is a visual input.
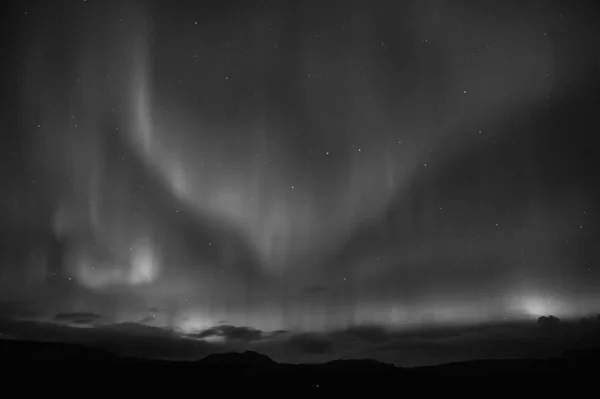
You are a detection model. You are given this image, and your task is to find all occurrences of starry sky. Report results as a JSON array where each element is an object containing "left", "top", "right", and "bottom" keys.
[{"left": 1, "top": 0, "right": 600, "bottom": 365}]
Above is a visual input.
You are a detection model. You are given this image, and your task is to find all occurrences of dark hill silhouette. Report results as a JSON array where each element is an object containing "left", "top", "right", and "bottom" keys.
[
  {"left": 537, "top": 315, "right": 561, "bottom": 327},
  {"left": 1, "top": 338, "right": 599, "bottom": 393},
  {"left": 0, "top": 338, "right": 118, "bottom": 362},
  {"left": 197, "top": 350, "right": 278, "bottom": 367},
  {"left": 317, "top": 358, "right": 396, "bottom": 370}
]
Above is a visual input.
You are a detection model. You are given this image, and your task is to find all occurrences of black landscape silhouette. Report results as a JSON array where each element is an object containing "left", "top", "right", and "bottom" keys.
[{"left": 2, "top": 332, "right": 599, "bottom": 394}]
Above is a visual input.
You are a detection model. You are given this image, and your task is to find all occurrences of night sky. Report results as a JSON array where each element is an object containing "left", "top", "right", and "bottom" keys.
[{"left": 1, "top": 0, "right": 600, "bottom": 366}]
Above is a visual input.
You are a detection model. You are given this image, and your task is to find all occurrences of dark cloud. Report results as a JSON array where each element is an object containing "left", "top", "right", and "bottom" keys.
[
  {"left": 341, "top": 325, "right": 390, "bottom": 344},
  {"left": 0, "top": 318, "right": 226, "bottom": 360},
  {"left": 89, "top": 322, "right": 220, "bottom": 360},
  {"left": 255, "top": 318, "right": 600, "bottom": 366},
  {"left": 284, "top": 333, "right": 334, "bottom": 355},
  {"left": 99, "top": 322, "right": 176, "bottom": 338},
  {"left": 54, "top": 312, "right": 101, "bottom": 324},
  {"left": 4, "top": 316, "right": 600, "bottom": 366},
  {"left": 343, "top": 319, "right": 600, "bottom": 366},
  {"left": 195, "top": 324, "right": 264, "bottom": 342},
  {"left": 139, "top": 315, "right": 155, "bottom": 324}
]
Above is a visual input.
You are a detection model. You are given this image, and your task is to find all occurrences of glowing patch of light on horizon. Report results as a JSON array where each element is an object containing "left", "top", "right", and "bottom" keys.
[
  {"left": 197, "top": 335, "right": 226, "bottom": 344},
  {"left": 351, "top": 300, "right": 507, "bottom": 330},
  {"left": 178, "top": 314, "right": 221, "bottom": 334},
  {"left": 518, "top": 295, "right": 566, "bottom": 318}
]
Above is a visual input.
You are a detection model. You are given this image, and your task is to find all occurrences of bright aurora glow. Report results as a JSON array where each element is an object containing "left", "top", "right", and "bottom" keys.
[{"left": 1, "top": 0, "right": 599, "bottom": 366}]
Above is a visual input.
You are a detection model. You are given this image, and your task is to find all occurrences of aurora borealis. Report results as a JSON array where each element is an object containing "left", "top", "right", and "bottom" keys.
[{"left": 1, "top": 0, "right": 599, "bottom": 365}]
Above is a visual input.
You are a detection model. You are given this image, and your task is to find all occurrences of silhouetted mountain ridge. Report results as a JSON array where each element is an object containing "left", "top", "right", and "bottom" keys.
[
  {"left": 0, "top": 338, "right": 118, "bottom": 362},
  {"left": 197, "top": 350, "right": 278, "bottom": 367},
  {"left": 319, "top": 358, "right": 396, "bottom": 370},
  {"left": 2, "top": 337, "right": 600, "bottom": 393}
]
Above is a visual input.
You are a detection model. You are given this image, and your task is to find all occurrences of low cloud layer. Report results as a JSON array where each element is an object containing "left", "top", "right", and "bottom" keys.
[
  {"left": 3, "top": 313, "right": 600, "bottom": 367},
  {"left": 195, "top": 324, "right": 264, "bottom": 343},
  {"left": 54, "top": 312, "right": 101, "bottom": 324}
]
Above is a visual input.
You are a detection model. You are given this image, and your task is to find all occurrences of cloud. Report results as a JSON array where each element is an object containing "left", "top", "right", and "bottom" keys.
[
  {"left": 0, "top": 318, "right": 225, "bottom": 360},
  {"left": 54, "top": 312, "right": 101, "bottom": 324},
  {"left": 341, "top": 325, "right": 391, "bottom": 344},
  {"left": 258, "top": 317, "right": 600, "bottom": 366},
  {"left": 139, "top": 314, "right": 156, "bottom": 324},
  {"left": 4, "top": 315, "right": 600, "bottom": 367},
  {"left": 195, "top": 324, "right": 264, "bottom": 342},
  {"left": 88, "top": 322, "right": 221, "bottom": 359},
  {"left": 98, "top": 322, "right": 176, "bottom": 338},
  {"left": 284, "top": 333, "right": 333, "bottom": 355}
]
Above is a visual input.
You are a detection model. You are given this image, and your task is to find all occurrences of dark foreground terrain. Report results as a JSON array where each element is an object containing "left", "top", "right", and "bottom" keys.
[{"left": 1, "top": 339, "right": 598, "bottom": 394}]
